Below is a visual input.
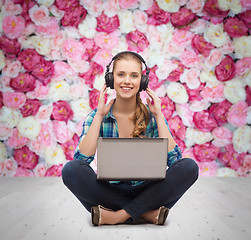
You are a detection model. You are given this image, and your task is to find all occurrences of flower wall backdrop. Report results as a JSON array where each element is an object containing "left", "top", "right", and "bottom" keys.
[{"left": 0, "top": 0, "right": 250, "bottom": 177}]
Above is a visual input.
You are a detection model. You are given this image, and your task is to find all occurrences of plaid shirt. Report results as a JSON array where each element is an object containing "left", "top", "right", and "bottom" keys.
[{"left": 74, "top": 102, "right": 182, "bottom": 186}]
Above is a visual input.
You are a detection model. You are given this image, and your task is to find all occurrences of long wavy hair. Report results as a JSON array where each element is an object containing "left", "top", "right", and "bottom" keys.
[{"left": 113, "top": 52, "right": 150, "bottom": 138}]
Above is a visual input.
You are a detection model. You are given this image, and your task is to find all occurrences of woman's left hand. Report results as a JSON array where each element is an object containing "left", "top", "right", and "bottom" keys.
[{"left": 146, "top": 87, "right": 162, "bottom": 117}]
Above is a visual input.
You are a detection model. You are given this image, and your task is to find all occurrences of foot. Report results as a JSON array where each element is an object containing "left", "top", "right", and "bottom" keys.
[
  {"left": 99, "top": 208, "right": 130, "bottom": 225},
  {"left": 141, "top": 209, "right": 159, "bottom": 224}
]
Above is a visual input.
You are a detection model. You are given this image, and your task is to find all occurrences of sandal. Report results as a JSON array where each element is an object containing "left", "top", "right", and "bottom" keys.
[
  {"left": 156, "top": 206, "right": 169, "bottom": 225},
  {"left": 91, "top": 205, "right": 113, "bottom": 226}
]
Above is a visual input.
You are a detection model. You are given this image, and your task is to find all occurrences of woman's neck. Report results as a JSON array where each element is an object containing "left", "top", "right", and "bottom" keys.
[{"left": 112, "top": 95, "right": 137, "bottom": 117}]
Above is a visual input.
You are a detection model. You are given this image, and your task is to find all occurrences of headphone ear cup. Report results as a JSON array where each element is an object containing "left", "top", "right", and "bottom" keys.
[
  {"left": 139, "top": 75, "right": 149, "bottom": 92},
  {"left": 105, "top": 72, "right": 114, "bottom": 89}
]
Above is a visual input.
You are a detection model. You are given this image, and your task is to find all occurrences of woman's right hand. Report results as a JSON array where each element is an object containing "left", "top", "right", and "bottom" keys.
[{"left": 96, "top": 84, "right": 114, "bottom": 118}]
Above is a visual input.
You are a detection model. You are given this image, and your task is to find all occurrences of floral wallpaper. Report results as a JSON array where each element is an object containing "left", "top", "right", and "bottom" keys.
[{"left": 0, "top": 0, "right": 250, "bottom": 177}]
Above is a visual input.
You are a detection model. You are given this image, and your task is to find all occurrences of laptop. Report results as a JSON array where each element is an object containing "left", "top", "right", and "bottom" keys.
[{"left": 97, "top": 137, "right": 169, "bottom": 181}]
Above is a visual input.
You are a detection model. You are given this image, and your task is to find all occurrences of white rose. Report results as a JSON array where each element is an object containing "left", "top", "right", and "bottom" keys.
[
  {"left": 185, "top": 127, "right": 213, "bottom": 147},
  {"left": 44, "top": 144, "right": 66, "bottom": 167},
  {"left": 247, "top": 106, "right": 251, "bottom": 125},
  {"left": 200, "top": 70, "right": 221, "bottom": 87},
  {"left": 133, "top": 10, "right": 148, "bottom": 33},
  {"left": 190, "top": 99, "right": 211, "bottom": 112},
  {"left": 190, "top": 19, "right": 208, "bottom": 34},
  {"left": 204, "top": 23, "right": 228, "bottom": 47},
  {"left": 69, "top": 82, "right": 89, "bottom": 100},
  {"left": 93, "top": 73, "right": 106, "bottom": 91},
  {"left": 167, "top": 82, "right": 188, "bottom": 104},
  {"left": 0, "top": 141, "right": 7, "bottom": 161},
  {"left": 218, "top": 0, "right": 242, "bottom": 14},
  {"left": 70, "top": 98, "right": 91, "bottom": 122},
  {"left": 243, "top": 71, "right": 251, "bottom": 87},
  {"left": 144, "top": 48, "right": 165, "bottom": 68},
  {"left": 36, "top": 0, "right": 55, "bottom": 7},
  {"left": 0, "top": 10, "right": 5, "bottom": 32},
  {"left": 78, "top": 15, "right": 97, "bottom": 39},
  {"left": 29, "top": 36, "right": 52, "bottom": 56},
  {"left": 17, "top": 116, "right": 41, "bottom": 140},
  {"left": 63, "top": 26, "right": 82, "bottom": 39},
  {"left": 118, "top": 10, "right": 136, "bottom": 34},
  {"left": 233, "top": 125, "right": 251, "bottom": 153},
  {"left": 68, "top": 59, "right": 89, "bottom": 74},
  {"left": 111, "top": 36, "right": 128, "bottom": 55},
  {"left": 0, "top": 107, "right": 21, "bottom": 128},
  {"left": 156, "top": 59, "right": 178, "bottom": 80},
  {"left": 233, "top": 36, "right": 251, "bottom": 59},
  {"left": 217, "top": 167, "right": 238, "bottom": 177},
  {"left": 0, "top": 123, "right": 13, "bottom": 140},
  {"left": 0, "top": 50, "right": 6, "bottom": 70},
  {"left": 139, "top": 0, "right": 154, "bottom": 10},
  {"left": 156, "top": 0, "right": 180, "bottom": 12},
  {"left": 224, "top": 79, "right": 246, "bottom": 104},
  {"left": 48, "top": 80, "right": 70, "bottom": 101}
]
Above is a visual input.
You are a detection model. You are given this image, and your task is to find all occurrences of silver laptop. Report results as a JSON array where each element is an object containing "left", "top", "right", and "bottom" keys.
[{"left": 97, "top": 137, "right": 169, "bottom": 181}]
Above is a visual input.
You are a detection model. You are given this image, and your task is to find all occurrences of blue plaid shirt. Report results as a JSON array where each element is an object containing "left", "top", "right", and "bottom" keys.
[{"left": 74, "top": 102, "right": 182, "bottom": 186}]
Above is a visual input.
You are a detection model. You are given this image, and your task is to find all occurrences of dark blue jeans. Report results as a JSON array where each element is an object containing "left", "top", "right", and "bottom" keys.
[{"left": 62, "top": 158, "right": 199, "bottom": 221}]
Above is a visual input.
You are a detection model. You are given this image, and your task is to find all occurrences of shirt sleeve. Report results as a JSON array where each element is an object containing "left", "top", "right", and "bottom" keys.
[
  {"left": 73, "top": 110, "right": 97, "bottom": 163},
  {"left": 150, "top": 112, "right": 182, "bottom": 166}
]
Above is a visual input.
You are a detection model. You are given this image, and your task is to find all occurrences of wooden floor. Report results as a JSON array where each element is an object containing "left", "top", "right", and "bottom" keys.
[{"left": 0, "top": 177, "right": 250, "bottom": 240}]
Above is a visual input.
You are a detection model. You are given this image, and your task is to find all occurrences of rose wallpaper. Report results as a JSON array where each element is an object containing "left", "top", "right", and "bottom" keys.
[{"left": 0, "top": 0, "right": 250, "bottom": 177}]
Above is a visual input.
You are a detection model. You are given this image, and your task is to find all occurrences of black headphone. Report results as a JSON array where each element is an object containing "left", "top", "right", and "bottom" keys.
[{"left": 105, "top": 51, "right": 150, "bottom": 92}]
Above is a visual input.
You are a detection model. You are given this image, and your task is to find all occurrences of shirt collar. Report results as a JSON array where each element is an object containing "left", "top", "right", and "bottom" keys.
[{"left": 104, "top": 99, "right": 116, "bottom": 120}]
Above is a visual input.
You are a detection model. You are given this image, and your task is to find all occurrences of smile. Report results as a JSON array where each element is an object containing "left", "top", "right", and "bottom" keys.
[{"left": 121, "top": 87, "right": 133, "bottom": 90}]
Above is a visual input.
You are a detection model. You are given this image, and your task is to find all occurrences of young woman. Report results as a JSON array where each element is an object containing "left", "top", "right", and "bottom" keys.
[{"left": 62, "top": 51, "right": 199, "bottom": 226}]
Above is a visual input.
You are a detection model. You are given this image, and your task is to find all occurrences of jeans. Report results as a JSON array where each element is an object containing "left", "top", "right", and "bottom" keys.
[{"left": 62, "top": 158, "right": 199, "bottom": 221}]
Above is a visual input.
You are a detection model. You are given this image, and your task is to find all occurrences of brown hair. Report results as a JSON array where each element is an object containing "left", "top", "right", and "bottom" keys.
[{"left": 113, "top": 52, "right": 150, "bottom": 138}]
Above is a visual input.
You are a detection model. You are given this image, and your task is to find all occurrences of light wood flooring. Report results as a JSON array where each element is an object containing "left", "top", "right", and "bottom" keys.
[{"left": 0, "top": 177, "right": 250, "bottom": 240}]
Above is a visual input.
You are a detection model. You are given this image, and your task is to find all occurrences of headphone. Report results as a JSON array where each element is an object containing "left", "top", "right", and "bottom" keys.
[{"left": 105, "top": 51, "right": 150, "bottom": 92}]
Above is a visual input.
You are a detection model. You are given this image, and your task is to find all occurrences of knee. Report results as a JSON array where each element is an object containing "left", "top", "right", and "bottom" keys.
[{"left": 179, "top": 158, "right": 199, "bottom": 181}]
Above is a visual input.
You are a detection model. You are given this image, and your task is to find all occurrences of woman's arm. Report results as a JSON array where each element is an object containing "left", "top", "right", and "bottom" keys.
[
  {"left": 78, "top": 84, "right": 114, "bottom": 156},
  {"left": 146, "top": 88, "right": 176, "bottom": 152}
]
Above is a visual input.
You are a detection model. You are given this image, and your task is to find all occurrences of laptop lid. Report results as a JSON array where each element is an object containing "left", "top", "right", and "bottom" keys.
[{"left": 97, "top": 138, "right": 169, "bottom": 181}]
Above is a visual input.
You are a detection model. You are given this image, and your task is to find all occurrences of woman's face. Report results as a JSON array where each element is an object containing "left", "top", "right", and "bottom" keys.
[{"left": 113, "top": 58, "right": 142, "bottom": 99}]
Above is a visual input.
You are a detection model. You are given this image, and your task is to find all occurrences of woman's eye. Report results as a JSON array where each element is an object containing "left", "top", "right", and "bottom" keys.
[
  {"left": 118, "top": 73, "right": 124, "bottom": 77},
  {"left": 132, "top": 74, "right": 138, "bottom": 78}
]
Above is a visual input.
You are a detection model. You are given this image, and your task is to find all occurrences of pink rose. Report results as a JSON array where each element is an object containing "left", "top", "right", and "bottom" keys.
[
  {"left": 31, "top": 59, "right": 55, "bottom": 86},
  {"left": 14, "top": 167, "right": 34, "bottom": 177},
  {"left": 10, "top": 72, "right": 36, "bottom": 92},
  {"left": 147, "top": 66, "right": 164, "bottom": 90},
  {"left": 126, "top": 30, "right": 150, "bottom": 52},
  {"left": 79, "top": 61, "right": 103, "bottom": 89},
  {"left": 173, "top": 29, "right": 194, "bottom": 48},
  {"left": 191, "top": 34, "right": 215, "bottom": 58},
  {"left": 197, "top": 161, "right": 218, "bottom": 176},
  {"left": 6, "top": 127, "right": 29, "bottom": 149},
  {"left": 96, "top": 12, "right": 120, "bottom": 34},
  {"left": 193, "top": 110, "right": 218, "bottom": 132},
  {"left": 29, "top": 5, "right": 50, "bottom": 26},
  {"left": 227, "top": 101, "right": 248, "bottom": 127},
  {"left": 94, "top": 30, "right": 120, "bottom": 50},
  {"left": 223, "top": 17, "right": 249, "bottom": 38},
  {"left": 246, "top": 86, "right": 251, "bottom": 106},
  {"left": 218, "top": 144, "right": 246, "bottom": 171},
  {"left": 17, "top": 48, "right": 43, "bottom": 72},
  {"left": 61, "top": 4, "right": 87, "bottom": 27},
  {"left": 20, "top": 98, "right": 42, "bottom": 118},
  {"left": 235, "top": 57, "right": 251, "bottom": 76},
  {"left": 167, "top": 60, "right": 186, "bottom": 82},
  {"left": 170, "top": 7, "right": 197, "bottom": 28},
  {"left": 160, "top": 96, "right": 175, "bottom": 120},
  {"left": 0, "top": 123, "right": 13, "bottom": 140},
  {"left": 209, "top": 100, "right": 232, "bottom": 126},
  {"left": 238, "top": 10, "right": 251, "bottom": 29},
  {"left": 52, "top": 120, "right": 73, "bottom": 144},
  {"left": 176, "top": 103, "right": 195, "bottom": 127},
  {"left": 180, "top": 68, "right": 200, "bottom": 89},
  {"left": 60, "top": 134, "right": 79, "bottom": 161},
  {"left": 45, "top": 164, "right": 63, "bottom": 176},
  {"left": 200, "top": 84, "right": 225, "bottom": 103},
  {"left": 33, "top": 163, "right": 47, "bottom": 177},
  {"left": 119, "top": 0, "right": 139, "bottom": 9},
  {"left": 4, "top": 60, "right": 22, "bottom": 78},
  {"left": 13, "top": 146, "right": 39, "bottom": 170},
  {"left": 3, "top": 92, "right": 26, "bottom": 109},
  {"left": 51, "top": 100, "right": 74, "bottom": 122},
  {"left": 212, "top": 127, "right": 233, "bottom": 147},
  {"left": 79, "top": 37, "right": 100, "bottom": 61},
  {"left": 89, "top": 89, "right": 107, "bottom": 110},
  {"left": 2, "top": 15, "right": 25, "bottom": 39},
  {"left": 203, "top": 0, "right": 229, "bottom": 17},
  {"left": 186, "top": 0, "right": 204, "bottom": 13},
  {"left": 4, "top": 0, "right": 23, "bottom": 15},
  {"left": 184, "top": 83, "right": 205, "bottom": 101},
  {"left": 173, "top": 137, "right": 186, "bottom": 153},
  {"left": 238, "top": 154, "right": 251, "bottom": 176},
  {"left": 26, "top": 80, "right": 49, "bottom": 99},
  {"left": 180, "top": 49, "right": 200, "bottom": 68},
  {"left": 20, "top": 0, "right": 36, "bottom": 23},
  {"left": 215, "top": 55, "right": 235, "bottom": 82},
  {"left": 241, "top": 0, "right": 251, "bottom": 11},
  {"left": 0, "top": 35, "right": 21, "bottom": 59},
  {"left": 36, "top": 17, "right": 59, "bottom": 36},
  {"left": 53, "top": 61, "right": 76, "bottom": 79},
  {"left": 0, "top": 91, "right": 3, "bottom": 109},
  {"left": 3, "top": 157, "right": 18, "bottom": 176},
  {"left": 193, "top": 142, "right": 220, "bottom": 162},
  {"left": 168, "top": 115, "right": 186, "bottom": 140},
  {"left": 92, "top": 49, "right": 113, "bottom": 69},
  {"left": 55, "top": 0, "right": 79, "bottom": 10},
  {"left": 183, "top": 148, "right": 196, "bottom": 160},
  {"left": 63, "top": 38, "right": 86, "bottom": 61},
  {"left": 205, "top": 49, "right": 223, "bottom": 68},
  {"left": 37, "top": 121, "right": 56, "bottom": 148},
  {"left": 146, "top": 1, "right": 170, "bottom": 26}
]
